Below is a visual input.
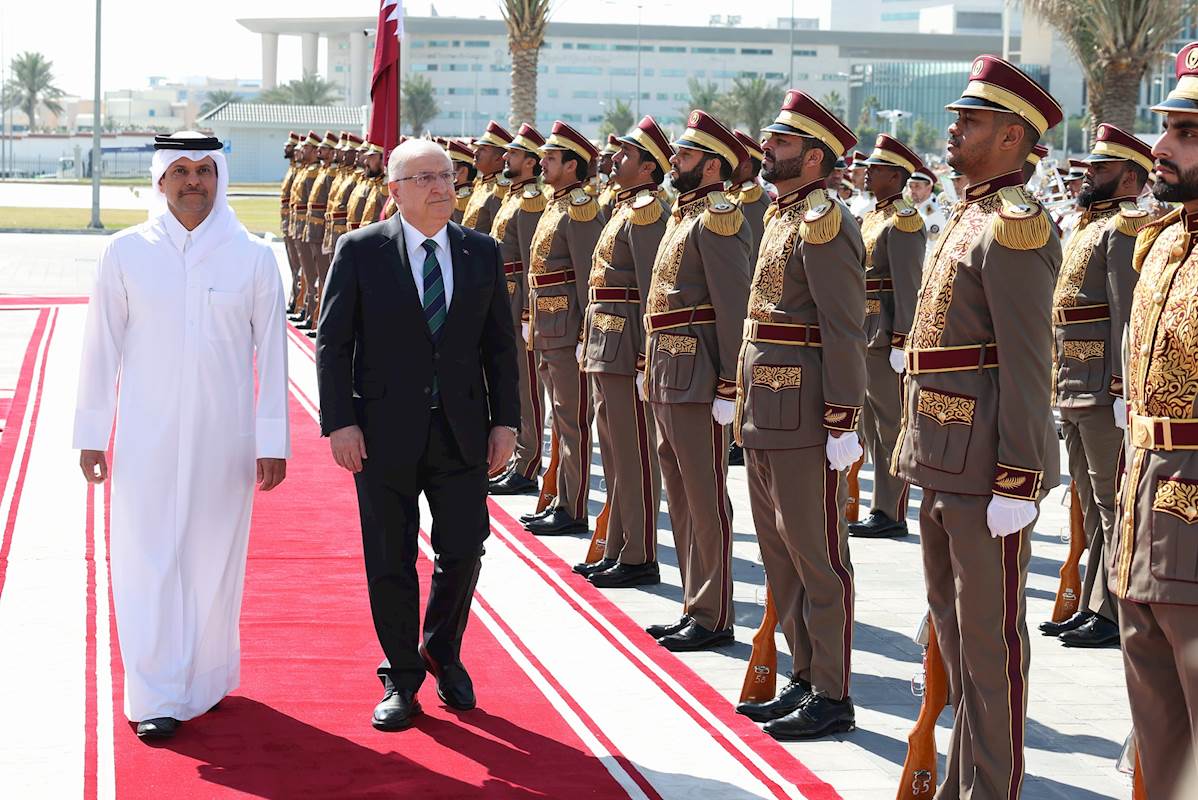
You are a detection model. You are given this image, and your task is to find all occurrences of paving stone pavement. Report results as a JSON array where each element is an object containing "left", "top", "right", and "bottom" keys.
[{"left": 0, "top": 231, "right": 1135, "bottom": 799}]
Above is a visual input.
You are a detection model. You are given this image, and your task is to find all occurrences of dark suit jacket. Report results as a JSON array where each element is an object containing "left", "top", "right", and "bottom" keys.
[{"left": 316, "top": 214, "right": 520, "bottom": 466}]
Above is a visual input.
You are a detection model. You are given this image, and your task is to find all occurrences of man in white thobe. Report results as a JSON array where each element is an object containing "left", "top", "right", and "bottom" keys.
[{"left": 73, "top": 131, "right": 290, "bottom": 740}]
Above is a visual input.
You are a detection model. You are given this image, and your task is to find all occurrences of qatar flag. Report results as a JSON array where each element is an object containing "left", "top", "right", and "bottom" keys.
[{"left": 369, "top": 0, "right": 403, "bottom": 158}]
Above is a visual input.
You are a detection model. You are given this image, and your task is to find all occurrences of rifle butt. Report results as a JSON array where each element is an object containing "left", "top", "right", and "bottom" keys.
[
  {"left": 1051, "top": 483, "right": 1086, "bottom": 622},
  {"left": 845, "top": 455, "right": 864, "bottom": 523},
  {"left": 740, "top": 589, "right": 780, "bottom": 703},
  {"left": 583, "top": 502, "right": 611, "bottom": 563},
  {"left": 895, "top": 622, "right": 947, "bottom": 800},
  {"left": 536, "top": 432, "right": 560, "bottom": 513}
]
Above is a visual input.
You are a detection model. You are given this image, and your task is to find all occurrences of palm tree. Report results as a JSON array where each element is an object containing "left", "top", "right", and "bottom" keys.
[
  {"left": 200, "top": 90, "right": 242, "bottom": 116},
  {"left": 599, "top": 98, "right": 635, "bottom": 137},
  {"left": 3, "top": 52, "right": 64, "bottom": 131},
  {"left": 720, "top": 76, "right": 786, "bottom": 135},
  {"left": 819, "top": 90, "right": 846, "bottom": 119},
  {"left": 1021, "top": 0, "right": 1190, "bottom": 135},
  {"left": 501, "top": 0, "right": 553, "bottom": 128},
  {"left": 256, "top": 72, "right": 341, "bottom": 106},
  {"left": 678, "top": 78, "right": 726, "bottom": 124},
  {"left": 402, "top": 74, "right": 439, "bottom": 135},
  {"left": 858, "top": 95, "right": 881, "bottom": 129}
]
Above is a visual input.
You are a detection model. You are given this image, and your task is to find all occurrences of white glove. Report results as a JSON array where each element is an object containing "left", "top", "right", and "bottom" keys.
[
  {"left": 636, "top": 372, "right": 647, "bottom": 402},
  {"left": 712, "top": 398, "right": 735, "bottom": 425},
  {"left": 889, "top": 348, "right": 905, "bottom": 374},
  {"left": 825, "top": 431, "right": 863, "bottom": 471},
  {"left": 521, "top": 322, "right": 529, "bottom": 343},
  {"left": 1113, "top": 396, "right": 1127, "bottom": 430},
  {"left": 576, "top": 342, "right": 584, "bottom": 363},
  {"left": 986, "top": 495, "right": 1037, "bottom": 538}
]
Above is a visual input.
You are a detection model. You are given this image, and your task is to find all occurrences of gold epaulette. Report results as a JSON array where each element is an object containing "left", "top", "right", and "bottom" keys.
[
  {"left": 798, "top": 189, "right": 841, "bottom": 245},
  {"left": 566, "top": 187, "right": 599, "bottom": 222},
  {"left": 521, "top": 186, "right": 549, "bottom": 213},
  {"left": 1114, "top": 201, "right": 1151, "bottom": 238},
  {"left": 892, "top": 198, "right": 925, "bottom": 234},
  {"left": 737, "top": 183, "right": 764, "bottom": 205},
  {"left": 701, "top": 191, "right": 743, "bottom": 236},
  {"left": 630, "top": 192, "right": 663, "bottom": 226},
  {"left": 993, "top": 187, "right": 1051, "bottom": 251},
  {"left": 495, "top": 176, "right": 511, "bottom": 199},
  {"left": 763, "top": 203, "right": 779, "bottom": 227},
  {"left": 584, "top": 182, "right": 599, "bottom": 197},
  {"left": 1132, "top": 207, "right": 1182, "bottom": 273},
  {"left": 454, "top": 185, "right": 472, "bottom": 214}
]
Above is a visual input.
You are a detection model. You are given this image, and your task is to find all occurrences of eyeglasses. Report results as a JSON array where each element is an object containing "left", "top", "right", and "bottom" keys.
[{"left": 395, "top": 170, "right": 456, "bottom": 188}]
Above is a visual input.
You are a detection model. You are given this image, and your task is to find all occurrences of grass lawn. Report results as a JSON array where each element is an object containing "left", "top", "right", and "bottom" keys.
[
  {"left": 0, "top": 197, "right": 282, "bottom": 236},
  {"left": 4, "top": 179, "right": 280, "bottom": 192}
]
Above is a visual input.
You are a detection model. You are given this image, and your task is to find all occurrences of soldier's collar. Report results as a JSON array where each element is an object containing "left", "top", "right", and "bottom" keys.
[
  {"left": 1084, "top": 195, "right": 1137, "bottom": 215},
  {"left": 962, "top": 170, "right": 1024, "bottom": 202},
  {"left": 1185, "top": 207, "right": 1198, "bottom": 233},
  {"left": 553, "top": 181, "right": 583, "bottom": 200},
  {"left": 775, "top": 179, "right": 826, "bottom": 212},
  {"left": 873, "top": 190, "right": 905, "bottom": 210},
  {"left": 617, "top": 182, "right": 656, "bottom": 203},
  {"left": 454, "top": 181, "right": 471, "bottom": 192},
  {"left": 677, "top": 183, "right": 724, "bottom": 208},
  {"left": 480, "top": 171, "right": 501, "bottom": 185},
  {"left": 509, "top": 176, "right": 537, "bottom": 192}
]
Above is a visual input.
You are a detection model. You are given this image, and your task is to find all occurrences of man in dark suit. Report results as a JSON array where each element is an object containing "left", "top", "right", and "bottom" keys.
[{"left": 316, "top": 138, "right": 519, "bottom": 731}]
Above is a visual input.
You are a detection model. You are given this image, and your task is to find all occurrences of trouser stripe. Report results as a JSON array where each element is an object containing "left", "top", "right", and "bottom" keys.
[
  {"left": 1001, "top": 531, "right": 1026, "bottom": 800},
  {"left": 632, "top": 380, "right": 655, "bottom": 561},
  {"left": 710, "top": 418, "right": 732, "bottom": 631},
  {"left": 822, "top": 460, "right": 854, "bottom": 696},
  {"left": 574, "top": 366, "right": 592, "bottom": 521},
  {"left": 522, "top": 349, "right": 543, "bottom": 479}
]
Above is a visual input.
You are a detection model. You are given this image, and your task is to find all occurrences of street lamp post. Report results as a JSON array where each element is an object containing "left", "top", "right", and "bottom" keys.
[
  {"left": 635, "top": 2, "right": 643, "bottom": 118},
  {"left": 89, "top": 0, "right": 103, "bottom": 229}
]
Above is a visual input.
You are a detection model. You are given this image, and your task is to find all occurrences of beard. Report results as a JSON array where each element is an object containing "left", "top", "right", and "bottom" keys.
[
  {"left": 1077, "top": 172, "right": 1120, "bottom": 208},
  {"left": 761, "top": 153, "right": 805, "bottom": 185},
  {"left": 671, "top": 163, "right": 706, "bottom": 194},
  {"left": 1152, "top": 160, "right": 1198, "bottom": 203},
  {"left": 502, "top": 166, "right": 516, "bottom": 180}
]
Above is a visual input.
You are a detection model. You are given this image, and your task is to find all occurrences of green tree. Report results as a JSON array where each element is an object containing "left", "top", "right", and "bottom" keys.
[
  {"left": 678, "top": 78, "right": 726, "bottom": 124},
  {"left": 858, "top": 95, "right": 881, "bottom": 129},
  {"left": 719, "top": 76, "right": 785, "bottom": 134},
  {"left": 3, "top": 52, "right": 64, "bottom": 131},
  {"left": 501, "top": 0, "right": 552, "bottom": 128},
  {"left": 256, "top": 72, "right": 341, "bottom": 105},
  {"left": 819, "top": 90, "right": 846, "bottom": 119},
  {"left": 1021, "top": 0, "right": 1190, "bottom": 136},
  {"left": 599, "top": 98, "right": 635, "bottom": 138},
  {"left": 200, "top": 89, "right": 242, "bottom": 116},
  {"left": 909, "top": 117, "right": 941, "bottom": 155},
  {"left": 402, "top": 74, "right": 439, "bottom": 136}
]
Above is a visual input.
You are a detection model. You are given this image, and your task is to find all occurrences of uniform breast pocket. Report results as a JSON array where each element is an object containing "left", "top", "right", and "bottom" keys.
[
  {"left": 911, "top": 387, "right": 975, "bottom": 475},
  {"left": 587, "top": 312, "right": 625, "bottom": 363},
  {"left": 1150, "top": 477, "right": 1198, "bottom": 584},
  {"left": 748, "top": 364, "right": 802, "bottom": 430},
  {"left": 1058, "top": 339, "right": 1106, "bottom": 393},
  {"left": 655, "top": 333, "right": 697, "bottom": 391},
  {"left": 535, "top": 294, "right": 569, "bottom": 339},
  {"left": 206, "top": 289, "right": 247, "bottom": 342}
]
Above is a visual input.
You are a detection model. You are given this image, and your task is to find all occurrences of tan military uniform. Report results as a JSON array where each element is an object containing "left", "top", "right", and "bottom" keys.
[
  {"left": 598, "top": 181, "right": 618, "bottom": 220},
  {"left": 1053, "top": 197, "right": 1145, "bottom": 625},
  {"left": 859, "top": 192, "right": 926, "bottom": 521},
  {"left": 289, "top": 162, "right": 320, "bottom": 315},
  {"left": 528, "top": 182, "right": 605, "bottom": 521},
  {"left": 893, "top": 169, "right": 1062, "bottom": 799},
  {"left": 452, "top": 183, "right": 472, "bottom": 226},
  {"left": 461, "top": 173, "right": 508, "bottom": 233},
  {"left": 584, "top": 184, "right": 667, "bottom": 565},
  {"left": 491, "top": 178, "right": 548, "bottom": 482},
  {"left": 279, "top": 160, "right": 302, "bottom": 300},
  {"left": 1114, "top": 207, "right": 1198, "bottom": 799},
  {"left": 323, "top": 165, "right": 360, "bottom": 255},
  {"left": 304, "top": 161, "right": 333, "bottom": 247},
  {"left": 734, "top": 181, "right": 865, "bottom": 700},
  {"left": 645, "top": 183, "right": 752, "bottom": 631},
  {"left": 346, "top": 175, "right": 385, "bottom": 231},
  {"left": 732, "top": 180, "right": 771, "bottom": 252}
]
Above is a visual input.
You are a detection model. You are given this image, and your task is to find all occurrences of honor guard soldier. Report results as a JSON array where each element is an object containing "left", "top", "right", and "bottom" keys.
[
  {"left": 462, "top": 121, "right": 513, "bottom": 232},
  {"left": 892, "top": 55, "right": 1063, "bottom": 799},
  {"left": 323, "top": 132, "right": 365, "bottom": 259},
  {"left": 642, "top": 111, "right": 752, "bottom": 652},
  {"left": 1023, "top": 142, "right": 1049, "bottom": 184},
  {"left": 1112, "top": 43, "right": 1198, "bottom": 798},
  {"left": 597, "top": 135, "right": 621, "bottom": 216},
  {"left": 446, "top": 139, "right": 477, "bottom": 225},
  {"left": 521, "top": 122, "right": 605, "bottom": 536},
  {"left": 289, "top": 131, "right": 322, "bottom": 328},
  {"left": 488, "top": 123, "right": 550, "bottom": 497},
  {"left": 848, "top": 150, "right": 876, "bottom": 220},
  {"left": 345, "top": 141, "right": 387, "bottom": 232},
  {"left": 574, "top": 116, "right": 674, "bottom": 588},
  {"left": 729, "top": 91, "right": 864, "bottom": 739},
  {"left": 846, "top": 135, "right": 928, "bottom": 539},
  {"left": 730, "top": 129, "right": 771, "bottom": 251},
  {"left": 1039, "top": 124, "right": 1152, "bottom": 649},
  {"left": 280, "top": 131, "right": 302, "bottom": 313},
  {"left": 302, "top": 130, "right": 339, "bottom": 332},
  {"left": 906, "top": 165, "right": 946, "bottom": 248}
]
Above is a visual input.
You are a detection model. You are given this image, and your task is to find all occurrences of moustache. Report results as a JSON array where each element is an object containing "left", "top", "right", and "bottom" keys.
[{"left": 1157, "top": 158, "right": 1181, "bottom": 173}]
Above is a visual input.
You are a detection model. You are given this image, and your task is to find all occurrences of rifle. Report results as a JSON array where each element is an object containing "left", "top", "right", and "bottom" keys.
[
  {"left": 740, "top": 587, "right": 779, "bottom": 703},
  {"left": 896, "top": 619, "right": 948, "bottom": 800},
  {"left": 1050, "top": 483, "right": 1086, "bottom": 622},
  {"left": 535, "top": 431, "right": 560, "bottom": 514},
  {"left": 582, "top": 502, "right": 611, "bottom": 564},
  {"left": 1133, "top": 751, "right": 1147, "bottom": 800},
  {"left": 845, "top": 454, "right": 865, "bottom": 523}
]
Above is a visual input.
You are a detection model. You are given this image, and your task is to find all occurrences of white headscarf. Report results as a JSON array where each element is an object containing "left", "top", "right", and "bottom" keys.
[{"left": 148, "top": 132, "right": 245, "bottom": 249}]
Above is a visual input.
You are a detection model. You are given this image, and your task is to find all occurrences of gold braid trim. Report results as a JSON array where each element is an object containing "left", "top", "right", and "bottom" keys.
[
  {"left": 798, "top": 189, "right": 841, "bottom": 245},
  {"left": 700, "top": 191, "right": 744, "bottom": 236},
  {"left": 763, "top": 203, "right": 779, "bottom": 227},
  {"left": 737, "top": 183, "right": 763, "bottom": 204},
  {"left": 631, "top": 196, "right": 663, "bottom": 226},
  {"left": 1114, "top": 202, "right": 1151, "bottom": 238},
  {"left": 892, "top": 199, "right": 925, "bottom": 234},
  {"left": 494, "top": 179, "right": 510, "bottom": 199},
  {"left": 993, "top": 186, "right": 1050, "bottom": 251},
  {"left": 566, "top": 191, "right": 600, "bottom": 222},
  {"left": 521, "top": 188, "right": 549, "bottom": 213},
  {"left": 1131, "top": 207, "right": 1180, "bottom": 273}
]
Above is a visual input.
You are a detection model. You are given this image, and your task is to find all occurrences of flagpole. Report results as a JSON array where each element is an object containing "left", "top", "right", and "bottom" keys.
[{"left": 396, "top": 38, "right": 402, "bottom": 139}]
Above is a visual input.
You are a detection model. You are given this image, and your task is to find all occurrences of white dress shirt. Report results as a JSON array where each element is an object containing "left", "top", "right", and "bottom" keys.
[{"left": 401, "top": 215, "right": 454, "bottom": 309}]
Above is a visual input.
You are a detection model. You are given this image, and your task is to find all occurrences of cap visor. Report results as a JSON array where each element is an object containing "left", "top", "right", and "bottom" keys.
[
  {"left": 1150, "top": 98, "right": 1198, "bottom": 114},
  {"left": 760, "top": 123, "right": 813, "bottom": 137},
  {"left": 944, "top": 96, "right": 1010, "bottom": 114}
]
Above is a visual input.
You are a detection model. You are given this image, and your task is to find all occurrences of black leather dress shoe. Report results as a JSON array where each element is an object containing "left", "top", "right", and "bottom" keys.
[
  {"left": 848, "top": 509, "right": 908, "bottom": 538},
  {"left": 736, "top": 678, "right": 813, "bottom": 723},
  {"left": 305, "top": 329, "right": 318, "bottom": 338},
  {"left": 420, "top": 646, "right": 476, "bottom": 710},
  {"left": 520, "top": 505, "right": 555, "bottom": 524},
  {"left": 573, "top": 557, "right": 617, "bottom": 576},
  {"left": 136, "top": 717, "right": 181, "bottom": 740},
  {"left": 763, "top": 694, "right": 855, "bottom": 740},
  {"left": 657, "top": 621, "right": 734, "bottom": 652},
  {"left": 372, "top": 689, "right": 422, "bottom": 731},
  {"left": 728, "top": 443, "right": 745, "bottom": 466},
  {"left": 646, "top": 616, "right": 691, "bottom": 639},
  {"left": 524, "top": 507, "right": 588, "bottom": 535},
  {"left": 1039, "top": 610, "right": 1093, "bottom": 637},
  {"left": 1060, "top": 615, "right": 1121, "bottom": 648},
  {"left": 489, "top": 472, "right": 538, "bottom": 495},
  {"left": 589, "top": 561, "right": 660, "bottom": 588},
  {"left": 295, "top": 318, "right": 315, "bottom": 330}
]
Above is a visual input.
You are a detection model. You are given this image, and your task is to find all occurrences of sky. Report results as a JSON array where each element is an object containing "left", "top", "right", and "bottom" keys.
[{"left": 2, "top": 1, "right": 797, "bottom": 98}]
